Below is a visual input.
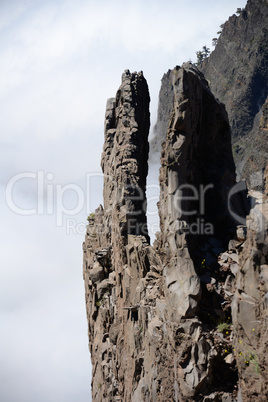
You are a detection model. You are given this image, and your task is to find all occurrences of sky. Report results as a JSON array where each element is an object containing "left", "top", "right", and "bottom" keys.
[{"left": 0, "top": 0, "right": 247, "bottom": 401}]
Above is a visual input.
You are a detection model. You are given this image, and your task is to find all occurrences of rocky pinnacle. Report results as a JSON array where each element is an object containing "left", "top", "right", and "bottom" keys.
[
  {"left": 101, "top": 69, "right": 150, "bottom": 241},
  {"left": 83, "top": 65, "right": 267, "bottom": 401}
]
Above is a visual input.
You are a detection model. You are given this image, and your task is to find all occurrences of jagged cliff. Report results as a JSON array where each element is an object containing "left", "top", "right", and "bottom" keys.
[
  {"left": 201, "top": 0, "right": 268, "bottom": 188},
  {"left": 152, "top": 0, "right": 268, "bottom": 189},
  {"left": 231, "top": 168, "right": 268, "bottom": 400},
  {"left": 83, "top": 64, "right": 268, "bottom": 401}
]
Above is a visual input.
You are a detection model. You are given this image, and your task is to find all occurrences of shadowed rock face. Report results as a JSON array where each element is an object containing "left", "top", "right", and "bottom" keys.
[
  {"left": 201, "top": 0, "right": 268, "bottom": 188},
  {"left": 151, "top": 0, "right": 268, "bottom": 190},
  {"left": 157, "top": 63, "right": 239, "bottom": 323},
  {"left": 83, "top": 66, "right": 249, "bottom": 401},
  {"left": 158, "top": 64, "right": 237, "bottom": 243}
]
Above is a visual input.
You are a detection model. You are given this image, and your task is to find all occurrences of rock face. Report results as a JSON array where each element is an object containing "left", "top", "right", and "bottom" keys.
[
  {"left": 151, "top": 69, "right": 175, "bottom": 154},
  {"left": 102, "top": 69, "right": 150, "bottom": 241},
  {"left": 83, "top": 70, "right": 151, "bottom": 401},
  {"left": 201, "top": 0, "right": 268, "bottom": 188},
  {"left": 83, "top": 66, "right": 253, "bottom": 401},
  {"left": 157, "top": 64, "right": 237, "bottom": 241},
  {"left": 157, "top": 64, "right": 238, "bottom": 321},
  {"left": 231, "top": 166, "right": 268, "bottom": 401}
]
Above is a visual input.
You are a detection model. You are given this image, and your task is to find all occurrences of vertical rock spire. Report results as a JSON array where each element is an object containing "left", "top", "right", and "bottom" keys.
[
  {"left": 83, "top": 70, "right": 152, "bottom": 401},
  {"left": 83, "top": 66, "right": 253, "bottom": 401},
  {"left": 158, "top": 63, "right": 236, "bottom": 243},
  {"left": 157, "top": 63, "right": 238, "bottom": 322},
  {"left": 101, "top": 69, "right": 150, "bottom": 241}
]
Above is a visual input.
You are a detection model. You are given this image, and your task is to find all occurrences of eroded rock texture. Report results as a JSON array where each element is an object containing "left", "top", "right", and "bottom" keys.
[
  {"left": 231, "top": 166, "right": 268, "bottom": 401},
  {"left": 201, "top": 0, "right": 268, "bottom": 188},
  {"left": 102, "top": 69, "right": 150, "bottom": 240},
  {"left": 83, "top": 66, "right": 252, "bottom": 401},
  {"left": 156, "top": 64, "right": 238, "bottom": 323}
]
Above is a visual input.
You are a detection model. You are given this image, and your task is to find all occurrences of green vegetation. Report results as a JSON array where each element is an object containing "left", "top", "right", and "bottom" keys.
[
  {"left": 216, "top": 316, "right": 232, "bottom": 334},
  {"left": 238, "top": 350, "right": 260, "bottom": 374},
  {"left": 212, "top": 38, "right": 218, "bottom": 47},
  {"left": 232, "top": 143, "right": 241, "bottom": 155},
  {"left": 248, "top": 352, "right": 260, "bottom": 374},
  {"left": 87, "top": 212, "right": 95, "bottom": 221},
  {"left": 96, "top": 298, "right": 105, "bottom": 307},
  {"left": 195, "top": 45, "right": 210, "bottom": 66},
  {"left": 217, "top": 321, "right": 231, "bottom": 333},
  {"left": 236, "top": 8, "right": 245, "bottom": 15}
]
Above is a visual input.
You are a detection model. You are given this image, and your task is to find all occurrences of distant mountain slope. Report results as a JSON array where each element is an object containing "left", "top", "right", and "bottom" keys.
[{"left": 201, "top": 0, "right": 268, "bottom": 189}]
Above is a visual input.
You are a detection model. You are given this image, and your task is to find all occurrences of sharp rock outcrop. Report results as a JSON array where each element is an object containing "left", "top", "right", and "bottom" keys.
[{"left": 83, "top": 65, "right": 253, "bottom": 401}]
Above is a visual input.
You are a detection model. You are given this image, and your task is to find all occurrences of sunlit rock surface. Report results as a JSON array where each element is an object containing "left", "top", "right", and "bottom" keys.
[{"left": 82, "top": 65, "right": 254, "bottom": 401}]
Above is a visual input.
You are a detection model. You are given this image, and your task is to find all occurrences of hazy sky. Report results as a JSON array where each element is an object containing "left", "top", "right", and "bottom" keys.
[{"left": 0, "top": 0, "right": 247, "bottom": 401}]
